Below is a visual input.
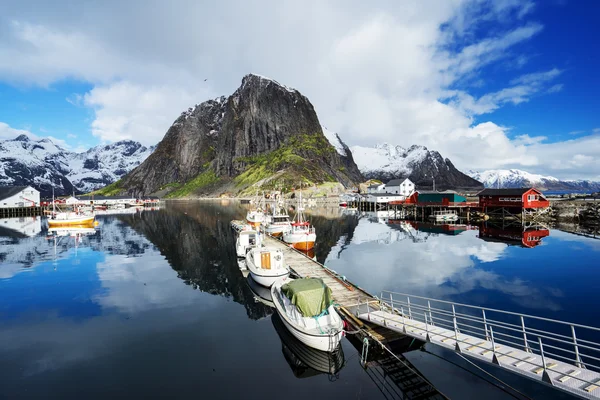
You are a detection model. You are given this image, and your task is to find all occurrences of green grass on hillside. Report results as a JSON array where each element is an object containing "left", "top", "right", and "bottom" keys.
[
  {"left": 87, "top": 180, "right": 123, "bottom": 196},
  {"left": 233, "top": 133, "right": 337, "bottom": 190},
  {"left": 165, "top": 170, "right": 219, "bottom": 198}
]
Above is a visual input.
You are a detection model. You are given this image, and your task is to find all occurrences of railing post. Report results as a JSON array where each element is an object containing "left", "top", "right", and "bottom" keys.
[
  {"left": 539, "top": 337, "right": 553, "bottom": 385},
  {"left": 490, "top": 326, "right": 499, "bottom": 365},
  {"left": 482, "top": 309, "right": 489, "bottom": 340},
  {"left": 407, "top": 296, "right": 412, "bottom": 320},
  {"left": 452, "top": 304, "right": 461, "bottom": 352},
  {"left": 366, "top": 298, "right": 371, "bottom": 321},
  {"left": 428, "top": 301, "right": 434, "bottom": 327},
  {"left": 424, "top": 312, "right": 430, "bottom": 342},
  {"left": 571, "top": 325, "right": 584, "bottom": 368},
  {"left": 390, "top": 293, "right": 394, "bottom": 314},
  {"left": 521, "top": 316, "right": 531, "bottom": 353}
]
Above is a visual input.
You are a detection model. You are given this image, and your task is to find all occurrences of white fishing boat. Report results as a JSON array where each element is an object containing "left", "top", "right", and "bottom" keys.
[
  {"left": 271, "top": 277, "right": 344, "bottom": 352},
  {"left": 283, "top": 192, "right": 316, "bottom": 250},
  {"left": 245, "top": 247, "right": 289, "bottom": 287},
  {"left": 236, "top": 228, "right": 260, "bottom": 257},
  {"left": 429, "top": 209, "right": 459, "bottom": 222},
  {"left": 246, "top": 191, "right": 265, "bottom": 228},
  {"left": 264, "top": 205, "right": 292, "bottom": 237}
]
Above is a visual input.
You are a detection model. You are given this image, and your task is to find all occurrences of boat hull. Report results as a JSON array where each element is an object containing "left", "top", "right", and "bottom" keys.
[
  {"left": 250, "top": 270, "right": 289, "bottom": 288},
  {"left": 246, "top": 219, "right": 262, "bottom": 228},
  {"left": 265, "top": 224, "right": 291, "bottom": 237},
  {"left": 48, "top": 216, "right": 95, "bottom": 227},
  {"left": 283, "top": 232, "right": 316, "bottom": 250}
]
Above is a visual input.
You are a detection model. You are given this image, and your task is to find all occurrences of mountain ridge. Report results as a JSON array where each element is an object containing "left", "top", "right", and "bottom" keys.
[
  {"left": 468, "top": 169, "right": 600, "bottom": 192},
  {"left": 0, "top": 135, "right": 154, "bottom": 196},
  {"left": 350, "top": 143, "right": 483, "bottom": 190}
]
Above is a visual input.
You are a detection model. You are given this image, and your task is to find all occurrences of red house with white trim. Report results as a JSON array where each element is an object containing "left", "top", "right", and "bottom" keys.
[{"left": 477, "top": 188, "right": 549, "bottom": 209}]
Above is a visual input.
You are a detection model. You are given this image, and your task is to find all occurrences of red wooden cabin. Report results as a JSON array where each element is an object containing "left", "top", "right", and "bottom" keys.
[{"left": 477, "top": 188, "right": 549, "bottom": 209}]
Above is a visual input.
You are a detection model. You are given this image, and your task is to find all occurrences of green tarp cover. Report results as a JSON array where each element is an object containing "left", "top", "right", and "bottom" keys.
[{"left": 281, "top": 278, "right": 333, "bottom": 318}]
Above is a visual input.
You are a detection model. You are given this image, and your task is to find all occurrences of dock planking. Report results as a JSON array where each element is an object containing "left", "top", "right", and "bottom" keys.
[{"left": 262, "top": 235, "right": 369, "bottom": 307}]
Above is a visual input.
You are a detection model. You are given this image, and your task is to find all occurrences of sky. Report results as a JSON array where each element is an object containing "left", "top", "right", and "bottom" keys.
[{"left": 0, "top": 0, "right": 598, "bottom": 180}]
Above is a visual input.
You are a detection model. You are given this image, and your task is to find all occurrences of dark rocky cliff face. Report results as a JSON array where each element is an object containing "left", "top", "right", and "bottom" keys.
[
  {"left": 120, "top": 74, "right": 363, "bottom": 196},
  {"left": 120, "top": 98, "right": 227, "bottom": 196}
]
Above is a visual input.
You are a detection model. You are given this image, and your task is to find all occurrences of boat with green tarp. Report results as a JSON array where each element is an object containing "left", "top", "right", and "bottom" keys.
[{"left": 271, "top": 277, "right": 344, "bottom": 352}]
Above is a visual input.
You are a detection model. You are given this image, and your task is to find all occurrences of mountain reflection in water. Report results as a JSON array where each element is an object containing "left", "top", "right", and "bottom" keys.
[{"left": 1, "top": 201, "right": 599, "bottom": 399}]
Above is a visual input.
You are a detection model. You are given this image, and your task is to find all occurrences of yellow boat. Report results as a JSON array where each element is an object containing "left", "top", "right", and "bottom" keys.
[{"left": 48, "top": 214, "right": 95, "bottom": 227}]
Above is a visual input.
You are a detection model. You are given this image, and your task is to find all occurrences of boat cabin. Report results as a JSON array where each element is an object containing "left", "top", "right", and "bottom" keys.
[{"left": 248, "top": 248, "right": 285, "bottom": 270}]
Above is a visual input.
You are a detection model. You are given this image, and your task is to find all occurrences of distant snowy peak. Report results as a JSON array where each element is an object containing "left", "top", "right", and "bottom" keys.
[
  {"left": 350, "top": 142, "right": 482, "bottom": 189},
  {"left": 468, "top": 169, "right": 600, "bottom": 192},
  {"left": 468, "top": 169, "right": 558, "bottom": 188},
  {"left": 350, "top": 143, "right": 433, "bottom": 176},
  {"left": 0, "top": 136, "right": 154, "bottom": 195}
]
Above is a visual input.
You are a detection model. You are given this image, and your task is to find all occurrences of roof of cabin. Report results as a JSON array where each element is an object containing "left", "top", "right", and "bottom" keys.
[
  {"left": 369, "top": 193, "right": 405, "bottom": 197},
  {"left": 477, "top": 188, "right": 535, "bottom": 196},
  {"left": 0, "top": 186, "right": 32, "bottom": 201},
  {"left": 386, "top": 178, "right": 412, "bottom": 186},
  {"left": 77, "top": 195, "right": 135, "bottom": 201}
]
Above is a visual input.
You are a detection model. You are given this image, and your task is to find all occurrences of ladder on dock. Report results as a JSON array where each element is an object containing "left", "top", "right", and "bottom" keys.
[{"left": 356, "top": 292, "right": 600, "bottom": 399}]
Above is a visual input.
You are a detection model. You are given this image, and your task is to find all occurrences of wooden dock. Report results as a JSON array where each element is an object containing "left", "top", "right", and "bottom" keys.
[{"left": 231, "top": 219, "right": 600, "bottom": 399}]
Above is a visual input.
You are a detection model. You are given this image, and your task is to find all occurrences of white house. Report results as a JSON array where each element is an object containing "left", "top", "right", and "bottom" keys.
[
  {"left": 0, "top": 186, "right": 40, "bottom": 208},
  {"left": 64, "top": 196, "right": 79, "bottom": 205},
  {"left": 366, "top": 193, "right": 405, "bottom": 203},
  {"left": 367, "top": 183, "right": 386, "bottom": 194},
  {"left": 385, "top": 178, "right": 415, "bottom": 197}
]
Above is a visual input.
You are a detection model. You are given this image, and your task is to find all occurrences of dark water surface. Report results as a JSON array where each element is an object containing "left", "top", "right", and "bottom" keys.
[{"left": 1, "top": 202, "right": 598, "bottom": 399}]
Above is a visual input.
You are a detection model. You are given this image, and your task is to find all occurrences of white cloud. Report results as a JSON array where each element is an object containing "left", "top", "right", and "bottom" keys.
[{"left": 0, "top": 0, "right": 593, "bottom": 178}]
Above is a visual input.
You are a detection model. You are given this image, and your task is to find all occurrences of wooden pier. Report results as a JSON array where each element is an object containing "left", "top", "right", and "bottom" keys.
[
  {"left": 0, "top": 206, "right": 46, "bottom": 218},
  {"left": 231, "top": 219, "right": 600, "bottom": 399}
]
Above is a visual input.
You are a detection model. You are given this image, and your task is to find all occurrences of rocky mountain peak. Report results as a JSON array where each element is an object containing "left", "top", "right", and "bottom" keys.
[
  {"left": 13, "top": 134, "right": 30, "bottom": 142},
  {"left": 119, "top": 74, "right": 363, "bottom": 197},
  {"left": 350, "top": 142, "right": 482, "bottom": 190}
]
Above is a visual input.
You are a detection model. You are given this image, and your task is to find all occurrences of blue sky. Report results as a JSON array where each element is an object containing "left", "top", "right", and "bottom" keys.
[{"left": 0, "top": 0, "right": 598, "bottom": 179}]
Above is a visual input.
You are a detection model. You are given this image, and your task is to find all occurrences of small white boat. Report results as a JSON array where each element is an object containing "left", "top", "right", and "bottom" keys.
[
  {"left": 264, "top": 207, "right": 292, "bottom": 237},
  {"left": 246, "top": 209, "right": 265, "bottom": 228},
  {"left": 271, "top": 277, "right": 344, "bottom": 352},
  {"left": 236, "top": 228, "right": 260, "bottom": 257},
  {"left": 429, "top": 209, "right": 459, "bottom": 222},
  {"left": 245, "top": 247, "right": 289, "bottom": 287}
]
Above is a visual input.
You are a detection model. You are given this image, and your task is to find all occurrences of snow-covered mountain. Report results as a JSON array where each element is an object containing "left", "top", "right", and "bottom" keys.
[
  {"left": 0, "top": 135, "right": 154, "bottom": 196},
  {"left": 349, "top": 143, "right": 482, "bottom": 189},
  {"left": 468, "top": 169, "right": 600, "bottom": 192}
]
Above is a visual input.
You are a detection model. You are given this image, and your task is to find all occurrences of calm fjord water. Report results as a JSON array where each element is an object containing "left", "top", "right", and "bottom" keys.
[{"left": 1, "top": 201, "right": 598, "bottom": 399}]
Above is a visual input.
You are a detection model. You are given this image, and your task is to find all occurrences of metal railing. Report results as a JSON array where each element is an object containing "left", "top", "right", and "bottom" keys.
[{"left": 358, "top": 291, "right": 600, "bottom": 397}]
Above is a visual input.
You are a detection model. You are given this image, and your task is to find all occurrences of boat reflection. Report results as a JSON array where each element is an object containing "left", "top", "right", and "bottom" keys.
[
  {"left": 296, "top": 248, "right": 316, "bottom": 261},
  {"left": 271, "top": 313, "right": 345, "bottom": 378},
  {"left": 247, "top": 275, "right": 274, "bottom": 308},
  {"left": 479, "top": 222, "right": 550, "bottom": 248}
]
